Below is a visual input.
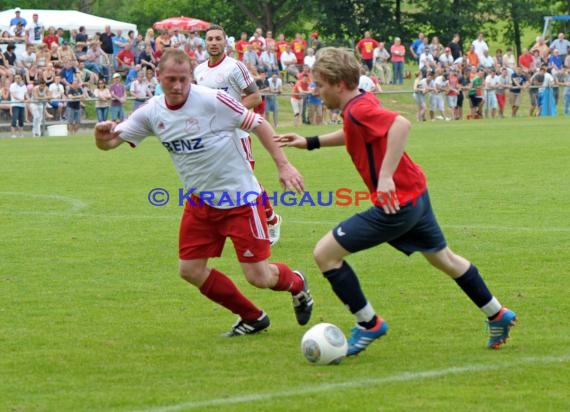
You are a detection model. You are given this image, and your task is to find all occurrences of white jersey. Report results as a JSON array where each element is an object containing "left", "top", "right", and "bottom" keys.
[
  {"left": 116, "top": 84, "right": 263, "bottom": 208},
  {"left": 194, "top": 54, "right": 254, "bottom": 105},
  {"left": 194, "top": 54, "right": 256, "bottom": 160}
]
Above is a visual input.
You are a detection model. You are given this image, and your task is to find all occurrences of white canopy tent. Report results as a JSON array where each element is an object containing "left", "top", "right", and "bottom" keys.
[{"left": 0, "top": 8, "right": 137, "bottom": 36}]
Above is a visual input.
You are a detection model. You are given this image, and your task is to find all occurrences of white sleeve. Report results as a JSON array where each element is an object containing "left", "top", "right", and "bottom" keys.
[
  {"left": 214, "top": 90, "right": 263, "bottom": 132},
  {"left": 114, "top": 102, "right": 154, "bottom": 147},
  {"left": 231, "top": 60, "right": 255, "bottom": 91}
]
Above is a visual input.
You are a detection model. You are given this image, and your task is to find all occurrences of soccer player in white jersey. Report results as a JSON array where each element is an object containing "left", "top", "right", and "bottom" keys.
[
  {"left": 195, "top": 24, "right": 283, "bottom": 246},
  {"left": 94, "top": 49, "right": 313, "bottom": 336}
]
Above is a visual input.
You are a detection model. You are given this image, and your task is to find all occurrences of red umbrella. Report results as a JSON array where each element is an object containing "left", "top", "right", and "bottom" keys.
[{"left": 153, "top": 16, "right": 211, "bottom": 32}]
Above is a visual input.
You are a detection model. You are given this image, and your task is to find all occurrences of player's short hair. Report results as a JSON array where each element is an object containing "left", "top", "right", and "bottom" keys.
[
  {"left": 206, "top": 24, "right": 227, "bottom": 37},
  {"left": 158, "top": 48, "right": 191, "bottom": 70},
  {"left": 313, "top": 47, "right": 360, "bottom": 90}
]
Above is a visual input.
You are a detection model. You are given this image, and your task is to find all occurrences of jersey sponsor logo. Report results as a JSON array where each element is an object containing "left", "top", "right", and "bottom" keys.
[
  {"left": 161, "top": 138, "right": 205, "bottom": 153},
  {"left": 185, "top": 118, "right": 199, "bottom": 134}
]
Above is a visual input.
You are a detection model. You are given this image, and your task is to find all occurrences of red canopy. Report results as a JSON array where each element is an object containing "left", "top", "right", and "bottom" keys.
[{"left": 153, "top": 16, "right": 211, "bottom": 32}]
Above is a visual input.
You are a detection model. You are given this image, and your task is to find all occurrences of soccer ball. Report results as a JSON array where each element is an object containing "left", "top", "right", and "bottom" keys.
[{"left": 301, "top": 323, "right": 348, "bottom": 365}]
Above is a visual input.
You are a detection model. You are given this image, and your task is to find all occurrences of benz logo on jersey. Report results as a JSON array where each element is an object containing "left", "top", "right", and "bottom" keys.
[{"left": 161, "top": 138, "right": 205, "bottom": 153}]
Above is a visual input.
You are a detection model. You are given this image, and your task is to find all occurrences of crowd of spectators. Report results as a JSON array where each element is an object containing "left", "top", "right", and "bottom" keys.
[
  {"left": 1, "top": 8, "right": 569, "bottom": 137},
  {"left": 400, "top": 31, "right": 570, "bottom": 120}
]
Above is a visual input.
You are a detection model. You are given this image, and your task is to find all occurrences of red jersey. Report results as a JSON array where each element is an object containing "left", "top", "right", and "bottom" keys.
[
  {"left": 518, "top": 53, "right": 533, "bottom": 70},
  {"left": 342, "top": 92, "right": 426, "bottom": 198},
  {"left": 356, "top": 38, "right": 379, "bottom": 60},
  {"left": 276, "top": 40, "right": 289, "bottom": 61},
  {"left": 250, "top": 39, "right": 264, "bottom": 56},
  {"left": 117, "top": 49, "right": 135, "bottom": 67},
  {"left": 291, "top": 39, "right": 307, "bottom": 64},
  {"left": 235, "top": 39, "right": 249, "bottom": 61},
  {"left": 43, "top": 34, "right": 59, "bottom": 49}
]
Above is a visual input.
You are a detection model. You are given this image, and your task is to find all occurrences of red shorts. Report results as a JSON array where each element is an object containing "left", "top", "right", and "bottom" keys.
[
  {"left": 497, "top": 93, "right": 506, "bottom": 110},
  {"left": 179, "top": 195, "right": 270, "bottom": 263}
]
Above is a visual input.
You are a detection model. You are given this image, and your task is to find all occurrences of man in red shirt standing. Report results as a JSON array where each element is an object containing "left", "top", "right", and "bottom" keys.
[
  {"left": 290, "top": 73, "right": 310, "bottom": 126},
  {"left": 291, "top": 32, "right": 307, "bottom": 65},
  {"left": 276, "top": 47, "right": 516, "bottom": 357},
  {"left": 355, "top": 31, "right": 379, "bottom": 72},
  {"left": 275, "top": 33, "right": 289, "bottom": 64},
  {"left": 234, "top": 32, "right": 249, "bottom": 61}
]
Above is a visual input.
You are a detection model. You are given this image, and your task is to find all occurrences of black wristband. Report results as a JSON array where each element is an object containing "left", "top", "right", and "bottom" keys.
[{"left": 306, "top": 136, "right": 321, "bottom": 151}]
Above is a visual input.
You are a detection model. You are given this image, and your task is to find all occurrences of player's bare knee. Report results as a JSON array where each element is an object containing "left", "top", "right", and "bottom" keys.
[{"left": 178, "top": 262, "right": 207, "bottom": 286}]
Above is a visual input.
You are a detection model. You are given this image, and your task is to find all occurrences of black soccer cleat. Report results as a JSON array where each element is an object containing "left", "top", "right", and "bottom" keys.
[
  {"left": 292, "top": 271, "right": 314, "bottom": 326},
  {"left": 225, "top": 312, "right": 270, "bottom": 337}
]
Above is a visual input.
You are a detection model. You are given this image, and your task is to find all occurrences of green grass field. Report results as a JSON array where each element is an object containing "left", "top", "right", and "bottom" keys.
[{"left": 1, "top": 115, "right": 570, "bottom": 411}]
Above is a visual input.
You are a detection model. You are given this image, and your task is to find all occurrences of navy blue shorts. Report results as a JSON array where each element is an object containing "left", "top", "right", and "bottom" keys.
[{"left": 332, "top": 190, "right": 447, "bottom": 256}]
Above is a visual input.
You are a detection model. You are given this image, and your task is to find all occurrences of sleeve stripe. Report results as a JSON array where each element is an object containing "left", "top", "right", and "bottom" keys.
[
  {"left": 236, "top": 61, "right": 254, "bottom": 86},
  {"left": 241, "top": 112, "right": 255, "bottom": 130},
  {"left": 217, "top": 92, "right": 245, "bottom": 114},
  {"left": 241, "top": 112, "right": 262, "bottom": 131}
]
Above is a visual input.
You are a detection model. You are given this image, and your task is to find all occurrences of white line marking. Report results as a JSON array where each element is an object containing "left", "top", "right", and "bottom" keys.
[
  {"left": 137, "top": 353, "right": 570, "bottom": 412},
  {"left": 0, "top": 192, "right": 88, "bottom": 214}
]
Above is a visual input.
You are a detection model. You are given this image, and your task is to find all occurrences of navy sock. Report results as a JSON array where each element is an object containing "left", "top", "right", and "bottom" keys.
[
  {"left": 454, "top": 264, "right": 493, "bottom": 308},
  {"left": 358, "top": 316, "right": 378, "bottom": 329},
  {"left": 322, "top": 261, "right": 367, "bottom": 314}
]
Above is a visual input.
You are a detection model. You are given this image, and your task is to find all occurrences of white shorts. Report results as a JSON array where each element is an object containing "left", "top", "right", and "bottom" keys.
[
  {"left": 290, "top": 98, "right": 303, "bottom": 116},
  {"left": 447, "top": 95, "right": 458, "bottom": 108},
  {"left": 431, "top": 94, "right": 444, "bottom": 111},
  {"left": 486, "top": 92, "right": 498, "bottom": 109}
]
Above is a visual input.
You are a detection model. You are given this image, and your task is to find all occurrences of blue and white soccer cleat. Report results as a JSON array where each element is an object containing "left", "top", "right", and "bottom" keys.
[
  {"left": 347, "top": 317, "right": 389, "bottom": 356},
  {"left": 487, "top": 307, "right": 517, "bottom": 349}
]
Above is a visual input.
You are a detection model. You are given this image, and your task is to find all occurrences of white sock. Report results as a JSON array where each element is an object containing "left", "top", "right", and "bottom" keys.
[
  {"left": 354, "top": 302, "right": 376, "bottom": 324},
  {"left": 481, "top": 297, "right": 502, "bottom": 318}
]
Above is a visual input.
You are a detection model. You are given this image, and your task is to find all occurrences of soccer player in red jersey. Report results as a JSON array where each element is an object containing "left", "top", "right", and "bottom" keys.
[
  {"left": 94, "top": 48, "right": 313, "bottom": 337},
  {"left": 276, "top": 47, "right": 516, "bottom": 355}
]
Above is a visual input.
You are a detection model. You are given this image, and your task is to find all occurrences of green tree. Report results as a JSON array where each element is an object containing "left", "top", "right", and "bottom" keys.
[
  {"left": 406, "top": 0, "right": 498, "bottom": 49},
  {"left": 497, "top": 0, "right": 547, "bottom": 57},
  {"left": 312, "top": 0, "right": 399, "bottom": 47}
]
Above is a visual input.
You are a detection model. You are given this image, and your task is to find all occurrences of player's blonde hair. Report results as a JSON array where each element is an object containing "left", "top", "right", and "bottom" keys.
[
  {"left": 313, "top": 47, "right": 360, "bottom": 90},
  {"left": 157, "top": 48, "right": 191, "bottom": 70}
]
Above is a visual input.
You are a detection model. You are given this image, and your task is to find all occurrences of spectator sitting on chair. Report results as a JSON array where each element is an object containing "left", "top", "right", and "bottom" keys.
[
  {"left": 116, "top": 43, "right": 136, "bottom": 73},
  {"left": 48, "top": 75, "right": 66, "bottom": 120},
  {"left": 59, "top": 60, "right": 77, "bottom": 87},
  {"left": 82, "top": 41, "right": 110, "bottom": 82},
  {"left": 280, "top": 44, "right": 299, "bottom": 82}
]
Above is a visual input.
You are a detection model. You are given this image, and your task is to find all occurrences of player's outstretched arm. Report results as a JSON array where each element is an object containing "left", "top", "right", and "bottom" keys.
[
  {"left": 275, "top": 129, "right": 345, "bottom": 150},
  {"left": 94, "top": 121, "right": 124, "bottom": 151},
  {"left": 253, "top": 120, "right": 304, "bottom": 193}
]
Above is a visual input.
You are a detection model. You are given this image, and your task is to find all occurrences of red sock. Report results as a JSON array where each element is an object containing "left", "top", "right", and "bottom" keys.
[
  {"left": 271, "top": 262, "right": 303, "bottom": 294},
  {"left": 199, "top": 269, "right": 262, "bottom": 321}
]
